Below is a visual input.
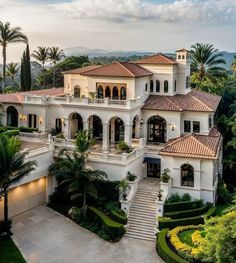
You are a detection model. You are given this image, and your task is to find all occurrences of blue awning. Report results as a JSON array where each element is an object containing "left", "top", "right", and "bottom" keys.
[{"left": 143, "top": 157, "right": 161, "bottom": 164}]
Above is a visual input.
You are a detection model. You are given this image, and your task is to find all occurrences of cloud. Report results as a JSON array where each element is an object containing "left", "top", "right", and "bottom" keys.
[{"left": 55, "top": 0, "right": 236, "bottom": 24}]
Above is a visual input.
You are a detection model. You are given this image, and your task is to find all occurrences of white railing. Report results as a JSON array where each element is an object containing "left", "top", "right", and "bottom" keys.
[
  {"left": 24, "top": 95, "right": 142, "bottom": 109},
  {"left": 19, "top": 132, "right": 48, "bottom": 140}
]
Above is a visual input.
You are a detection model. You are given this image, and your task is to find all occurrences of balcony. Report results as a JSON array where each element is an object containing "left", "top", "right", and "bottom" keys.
[{"left": 24, "top": 95, "right": 142, "bottom": 110}]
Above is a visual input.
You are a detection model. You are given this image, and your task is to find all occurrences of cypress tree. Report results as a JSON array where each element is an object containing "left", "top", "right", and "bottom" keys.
[
  {"left": 20, "top": 52, "right": 25, "bottom": 91},
  {"left": 23, "top": 44, "right": 31, "bottom": 91}
]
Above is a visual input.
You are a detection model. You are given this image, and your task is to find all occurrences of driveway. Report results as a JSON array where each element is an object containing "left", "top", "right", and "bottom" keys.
[{"left": 12, "top": 206, "right": 163, "bottom": 263}]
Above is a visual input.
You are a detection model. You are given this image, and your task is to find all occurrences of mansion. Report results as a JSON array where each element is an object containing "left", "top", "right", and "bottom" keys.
[{"left": 0, "top": 49, "right": 222, "bottom": 220}]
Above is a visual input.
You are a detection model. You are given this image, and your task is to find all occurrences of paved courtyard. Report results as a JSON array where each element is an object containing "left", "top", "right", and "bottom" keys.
[{"left": 12, "top": 205, "right": 163, "bottom": 263}]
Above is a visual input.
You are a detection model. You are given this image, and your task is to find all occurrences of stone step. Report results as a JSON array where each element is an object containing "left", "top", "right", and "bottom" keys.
[
  {"left": 130, "top": 204, "right": 156, "bottom": 210},
  {"left": 128, "top": 217, "right": 156, "bottom": 225},
  {"left": 135, "top": 192, "right": 158, "bottom": 197},
  {"left": 125, "top": 233, "right": 156, "bottom": 242},
  {"left": 129, "top": 209, "right": 156, "bottom": 217},
  {"left": 128, "top": 225, "right": 156, "bottom": 232},
  {"left": 125, "top": 231, "right": 156, "bottom": 241}
]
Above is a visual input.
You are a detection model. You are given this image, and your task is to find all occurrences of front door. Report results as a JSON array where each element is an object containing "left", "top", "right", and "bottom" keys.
[{"left": 147, "top": 163, "right": 161, "bottom": 178}]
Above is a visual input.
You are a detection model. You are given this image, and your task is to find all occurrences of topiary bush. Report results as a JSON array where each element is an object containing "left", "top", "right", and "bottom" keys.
[
  {"left": 217, "top": 179, "right": 233, "bottom": 204},
  {"left": 19, "top": 126, "right": 39, "bottom": 133},
  {"left": 110, "top": 209, "right": 127, "bottom": 225},
  {"left": 156, "top": 228, "right": 188, "bottom": 263},
  {"left": 164, "top": 200, "right": 203, "bottom": 213},
  {"left": 94, "top": 180, "right": 120, "bottom": 202},
  {"left": 166, "top": 193, "right": 191, "bottom": 204},
  {"left": 3, "top": 130, "right": 19, "bottom": 137}
]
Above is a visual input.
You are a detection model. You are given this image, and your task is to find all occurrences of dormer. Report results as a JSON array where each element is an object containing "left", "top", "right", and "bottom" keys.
[{"left": 176, "top": 49, "right": 191, "bottom": 65}]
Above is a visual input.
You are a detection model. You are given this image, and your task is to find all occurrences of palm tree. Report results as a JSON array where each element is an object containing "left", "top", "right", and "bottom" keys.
[
  {"left": 191, "top": 43, "right": 226, "bottom": 88},
  {"left": 231, "top": 55, "right": 236, "bottom": 77},
  {"left": 48, "top": 47, "right": 64, "bottom": 87},
  {"left": 0, "top": 135, "right": 37, "bottom": 228},
  {"left": 49, "top": 130, "right": 106, "bottom": 218},
  {"left": 6, "top": 62, "right": 18, "bottom": 86},
  {"left": 31, "top": 47, "right": 48, "bottom": 88},
  {"left": 0, "top": 21, "right": 27, "bottom": 93}
]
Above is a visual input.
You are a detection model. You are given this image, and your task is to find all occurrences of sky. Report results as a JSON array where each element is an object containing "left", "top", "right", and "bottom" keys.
[{"left": 0, "top": 0, "right": 236, "bottom": 62}]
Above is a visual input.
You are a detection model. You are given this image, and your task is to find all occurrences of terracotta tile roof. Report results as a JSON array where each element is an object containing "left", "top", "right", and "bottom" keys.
[
  {"left": 63, "top": 65, "right": 101, "bottom": 74},
  {"left": 159, "top": 128, "right": 221, "bottom": 160},
  {"left": 176, "top": 48, "right": 189, "bottom": 52},
  {"left": 135, "top": 53, "right": 177, "bottom": 65},
  {"left": 0, "top": 88, "right": 64, "bottom": 104},
  {"left": 80, "top": 61, "right": 153, "bottom": 78},
  {"left": 143, "top": 90, "right": 221, "bottom": 112}
]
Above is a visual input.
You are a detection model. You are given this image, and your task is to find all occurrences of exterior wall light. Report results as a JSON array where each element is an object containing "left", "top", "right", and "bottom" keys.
[
  {"left": 39, "top": 117, "right": 44, "bottom": 125},
  {"left": 61, "top": 118, "right": 66, "bottom": 126},
  {"left": 140, "top": 119, "right": 144, "bottom": 125},
  {"left": 20, "top": 115, "right": 27, "bottom": 121},
  {"left": 171, "top": 123, "right": 176, "bottom": 131},
  {"left": 20, "top": 114, "right": 23, "bottom": 120}
]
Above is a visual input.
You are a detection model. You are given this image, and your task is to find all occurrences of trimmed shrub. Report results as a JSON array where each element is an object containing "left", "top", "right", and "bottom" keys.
[
  {"left": 6, "top": 126, "right": 19, "bottom": 131},
  {"left": 165, "top": 204, "right": 210, "bottom": 219},
  {"left": 110, "top": 210, "right": 127, "bottom": 225},
  {"left": 94, "top": 180, "right": 120, "bottom": 202},
  {"left": 88, "top": 206, "right": 125, "bottom": 240},
  {"left": 3, "top": 130, "right": 19, "bottom": 137},
  {"left": 217, "top": 179, "right": 233, "bottom": 204},
  {"left": 0, "top": 127, "right": 7, "bottom": 133},
  {"left": 159, "top": 207, "right": 216, "bottom": 230},
  {"left": 19, "top": 126, "right": 39, "bottom": 133},
  {"left": 164, "top": 200, "right": 203, "bottom": 213},
  {"left": 156, "top": 228, "right": 188, "bottom": 263}
]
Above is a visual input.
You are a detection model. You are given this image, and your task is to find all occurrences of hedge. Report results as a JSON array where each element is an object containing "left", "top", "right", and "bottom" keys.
[
  {"left": 3, "top": 130, "right": 19, "bottom": 137},
  {"left": 159, "top": 206, "right": 216, "bottom": 230},
  {"left": 156, "top": 228, "right": 188, "bottom": 263},
  {"left": 88, "top": 206, "right": 125, "bottom": 239},
  {"left": 110, "top": 210, "right": 127, "bottom": 225},
  {"left": 0, "top": 220, "right": 12, "bottom": 235},
  {"left": 164, "top": 204, "right": 210, "bottom": 219},
  {"left": 164, "top": 200, "right": 203, "bottom": 213},
  {"left": 94, "top": 180, "right": 120, "bottom": 202},
  {"left": 19, "top": 126, "right": 39, "bottom": 133}
]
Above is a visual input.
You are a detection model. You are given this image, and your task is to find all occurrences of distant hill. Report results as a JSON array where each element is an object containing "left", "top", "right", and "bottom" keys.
[{"left": 64, "top": 46, "right": 236, "bottom": 69}]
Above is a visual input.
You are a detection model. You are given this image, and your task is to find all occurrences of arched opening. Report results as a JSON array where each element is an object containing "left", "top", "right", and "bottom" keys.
[
  {"left": 7, "top": 106, "right": 18, "bottom": 127},
  {"left": 186, "top": 76, "right": 190, "bottom": 89},
  {"left": 150, "top": 80, "right": 154, "bottom": 92},
  {"left": 55, "top": 118, "right": 62, "bottom": 134},
  {"left": 132, "top": 115, "right": 140, "bottom": 139},
  {"left": 109, "top": 117, "right": 124, "bottom": 143},
  {"left": 147, "top": 116, "right": 167, "bottom": 143},
  {"left": 164, "top": 80, "right": 168, "bottom": 93},
  {"left": 112, "top": 86, "right": 119, "bottom": 100},
  {"left": 178, "top": 55, "right": 181, "bottom": 59},
  {"left": 182, "top": 55, "right": 185, "bottom": 59},
  {"left": 88, "top": 115, "right": 103, "bottom": 142},
  {"left": 74, "top": 85, "right": 81, "bottom": 98},
  {"left": 70, "top": 113, "right": 83, "bottom": 139},
  {"left": 105, "top": 86, "right": 111, "bottom": 98},
  {"left": 120, "top": 87, "right": 126, "bottom": 100},
  {"left": 145, "top": 83, "right": 148, "bottom": 92},
  {"left": 97, "top": 85, "right": 104, "bottom": 99},
  {"left": 181, "top": 164, "right": 194, "bottom": 187},
  {"left": 174, "top": 80, "right": 177, "bottom": 92},
  {"left": 156, "top": 80, "right": 160, "bottom": 92}
]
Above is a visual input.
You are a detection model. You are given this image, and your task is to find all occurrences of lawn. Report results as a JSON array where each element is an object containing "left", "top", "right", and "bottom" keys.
[
  {"left": 0, "top": 238, "right": 26, "bottom": 263},
  {"left": 178, "top": 229, "right": 196, "bottom": 247}
]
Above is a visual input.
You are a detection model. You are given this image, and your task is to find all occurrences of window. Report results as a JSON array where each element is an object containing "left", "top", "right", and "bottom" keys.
[
  {"left": 184, "top": 120, "right": 191, "bottom": 133},
  {"left": 178, "top": 55, "right": 181, "bottom": 59},
  {"left": 97, "top": 85, "right": 103, "bottom": 98},
  {"left": 120, "top": 87, "right": 126, "bottom": 100},
  {"left": 182, "top": 55, "right": 185, "bottom": 59},
  {"left": 74, "top": 85, "right": 81, "bottom": 98},
  {"left": 55, "top": 118, "right": 62, "bottom": 133},
  {"left": 105, "top": 86, "right": 111, "bottom": 98},
  {"left": 156, "top": 80, "right": 160, "bottom": 92},
  {"left": 164, "top": 80, "right": 168, "bottom": 93},
  {"left": 209, "top": 116, "right": 213, "bottom": 129},
  {"left": 193, "top": 121, "right": 200, "bottom": 133},
  {"left": 28, "top": 114, "right": 37, "bottom": 128},
  {"left": 181, "top": 164, "right": 194, "bottom": 187},
  {"left": 186, "top": 76, "right": 190, "bottom": 89},
  {"left": 150, "top": 80, "right": 154, "bottom": 92},
  {"left": 112, "top": 86, "right": 119, "bottom": 99},
  {"left": 174, "top": 80, "right": 177, "bottom": 92},
  {"left": 145, "top": 83, "right": 148, "bottom": 91}
]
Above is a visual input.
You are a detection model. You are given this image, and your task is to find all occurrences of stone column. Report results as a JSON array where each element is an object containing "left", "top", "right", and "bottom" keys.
[
  {"left": 124, "top": 124, "right": 132, "bottom": 146},
  {"left": 102, "top": 122, "right": 109, "bottom": 152},
  {"left": 135, "top": 119, "right": 140, "bottom": 138},
  {"left": 83, "top": 120, "right": 89, "bottom": 131}
]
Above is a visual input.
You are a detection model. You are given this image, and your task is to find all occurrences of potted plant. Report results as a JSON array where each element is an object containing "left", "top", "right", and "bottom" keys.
[
  {"left": 117, "top": 179, "right": 131, "bottom": 201},
  {"left": 117, "top": 141, "right": 132, "bottom": 153},
  {"left": 160, "top": 168, "right": 171, "bottom": 183},
  {"left": 127, "top": 171, "right": 137, "bottom": 182},
  {"left": 158, "top": 189, "right": 164, "bottom": 201}
]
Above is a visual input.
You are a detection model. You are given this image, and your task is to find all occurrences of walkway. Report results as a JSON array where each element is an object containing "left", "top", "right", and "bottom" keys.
[{"left": 12, "top": 206, "right": 163, "bottom": 263}]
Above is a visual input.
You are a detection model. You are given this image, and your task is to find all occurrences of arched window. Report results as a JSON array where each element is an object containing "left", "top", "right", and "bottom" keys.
[
  {"left": 174, "top": 80, "right": 177, "bottom": 92},
  {"left": 147, "top": 116, "right": 167, "bottom": 143},
  {"left": 164, "top": 80, "right": 169, "bottom": 93},
  {"left": 97, "top": 85, "right": 103, "bottom": 98},
  {"left": 145, "top": 83, "right": 148, "bottom": 92},
  {"left": 181, "top": 164, "right": 194, "bottom": 187},
  {"left": 156, "top": 80, "right": 160, "bottom": 92},
  {"left": 74, "top": 85, "right": 80, "bottom": 98},
  {"left": 182, "top": 55, "right": 185, "bottom": 59},
  {"left": 55, "top": 118, "right": 62, "bottom": 133},
  {"left": 7, "top": 106, "right": 18, "bottom": 127},
  {"left": 186, "top": 76, "right": 190, "bottom": 89},
  {"left": 112, "top": 86, "right": 119, "bottom": 99},
  {"left": 120, "top": 87, "right": 126, "bottom": 100},
  {"left": 105, "top": 86, "right": 111, "bottom": 98},
  {"left": 150, "top": 80, "right": 154, "bottom": 92},
  {"left": 178, "top": 55, "right": 181, "bottom": 59}
]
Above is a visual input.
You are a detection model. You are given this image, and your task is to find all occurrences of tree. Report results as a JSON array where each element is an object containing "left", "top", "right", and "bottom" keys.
[
  {"left": 49, "top": 130, "right": 106, "bottom": 218},
  {"left": 191, "top": 43, "right": 226, "bottom": 89},
  {"left": 231, "top": 55, "right": 236, "bottom": 77},
  {"left": 22, "top": 44, "right": 32, "bottom": 91},
  {"left": 0, "top": 135, "right": 36, "bottom": 228},
  {"left": 6, "top": 62, "right": 18, "bottom": 86},
  {"left": 196, "top": 210, "right": 236, "bottom": 263},
  {"left": 48, "top": 47, "right": 65, "bottom": 87},
  {"left": 31, "top": 47, "right": 48, "bottom": 88},
  {"left": 0, "top": 21, "right": 27, "bottom": 93}
]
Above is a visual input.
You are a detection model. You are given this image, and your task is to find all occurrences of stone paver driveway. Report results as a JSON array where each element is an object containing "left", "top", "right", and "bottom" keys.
[{"left": 12, "top": 206, "right": 163, "bottom": 263}]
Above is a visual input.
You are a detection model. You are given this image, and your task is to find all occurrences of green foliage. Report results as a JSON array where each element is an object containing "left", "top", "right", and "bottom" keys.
[
  {"left": 110, "top": 209, "right": 127, "bottom": 225},
  {"left": 0, "top": 220, "right": 12, "bottom": 235},
  {"left": 127, "top": 171, "right": 137, "bottom": 181},
  {"left": 156, "top": 228, "right": 188, "bottom": 263},
  {"left": 20, "top": 44, "right": 31, "bottom": 91},
  {"left": 117, "top": 179, "right": 130, "bottom": 200},
  {"left": 3, "top": 130, "right": 19, "bottom": 137},
  {"left": 159, "top": 207, "right": 216, "bottom": 230},
  {"left": 88, "top": 206, "right": 125, "bottom": 241},
  {"left": 161, "top": 168, "right": 171, "bottom": 183},
  {"left": 165, "top": 204, "right": 210, "bottom": 219},
  {"left": 217, "top": 179, "right": 233, "bottom": 204},
  {"left": 94, "top": 180, "right": 120, "bottom": 202},
  {"left": 19, "top": 126, "right": 39, "bottom": 133},
  {"left": 166, "top": 193, "right": 191, "bottom": 204},
  {"left": 164, "top": 200, "right": 203, "bottom": 212},
  {"left": 117, "top": 141, "right": 132, "bottom": 153},
  {"left": 196, "top": 210, "right": 236, "bottom": 263}
]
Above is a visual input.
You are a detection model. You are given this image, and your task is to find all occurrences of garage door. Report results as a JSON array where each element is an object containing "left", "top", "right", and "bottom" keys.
[{"left": 0, "top": 177, "right": 46, "bottom": 219}]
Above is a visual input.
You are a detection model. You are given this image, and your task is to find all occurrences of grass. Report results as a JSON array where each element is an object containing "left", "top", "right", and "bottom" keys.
[
  {"left": 0, "top": 237, "right": 26, "bottom": 263},
  {"left": 178, "top": 229, "right": 196, "bottom": 247}
]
